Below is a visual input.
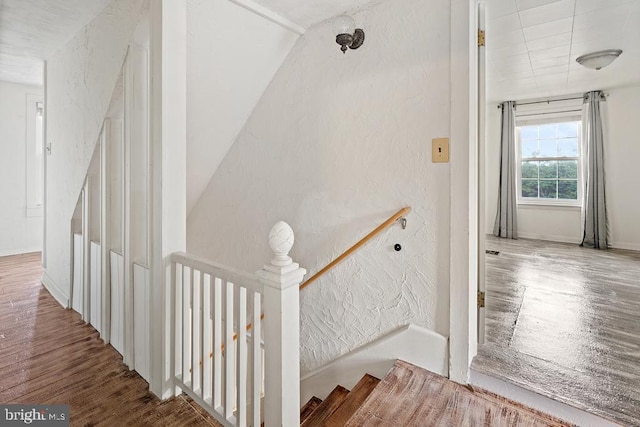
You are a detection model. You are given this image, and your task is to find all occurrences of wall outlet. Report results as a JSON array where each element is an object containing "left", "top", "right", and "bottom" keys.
[{"left": 432, "top": 137, "right": 449, "bottom": 163}]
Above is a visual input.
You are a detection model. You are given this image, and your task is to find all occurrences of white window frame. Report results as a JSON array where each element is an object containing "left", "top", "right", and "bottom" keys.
[
  {"left": 515, "top": 115, "right": 583, "bottom": 208},
  {"left": 26, "top": 94, "right": 44, "bottom": 217}
]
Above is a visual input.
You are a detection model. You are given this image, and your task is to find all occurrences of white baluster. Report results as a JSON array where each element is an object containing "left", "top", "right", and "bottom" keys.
[
  {"left": 190, "top": 267, "right": 195, "bottom": 389},
  {"left": 258, "top": 222, "right": 306, "bottom": 427},
  {"left": 198, "top": 270, "right": 205, "bottom": 397},
  {"left": 202, "top": 274, "right": 212, "bottom": 403},
  {"left": 183, "top": 266, "right": 191, "bottom": 387},
  {"left": 224, "top": 281, "right": 235, "bottom": 420},
  {"left": 173, "top": 262, "right": 182, "bottom": 387},
  {"left": 237, "top": 287, "right": 248, "bottom": 427},
  {"left": 251, "top": 292, "right": 262, "bottom": 427},
  {"left": 213, "top": 277, "right": 223, "bottom": 411}
]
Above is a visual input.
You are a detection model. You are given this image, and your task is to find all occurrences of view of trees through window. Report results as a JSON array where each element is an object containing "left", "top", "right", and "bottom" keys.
[{"left": 518, "top": 121, "right": 580, "bottom": 201}]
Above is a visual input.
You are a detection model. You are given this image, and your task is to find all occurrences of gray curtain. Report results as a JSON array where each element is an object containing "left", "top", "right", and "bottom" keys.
[
  {"left": 493, "top": 101, "right": 518, "bottom": 238},
  {"left": 581, "top": 91, "right": 608, "bottom": 249}
]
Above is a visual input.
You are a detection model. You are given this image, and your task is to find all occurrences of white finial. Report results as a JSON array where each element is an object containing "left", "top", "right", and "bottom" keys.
[{"left": 268, "top": 221, "right": 294, "bottom": 266}]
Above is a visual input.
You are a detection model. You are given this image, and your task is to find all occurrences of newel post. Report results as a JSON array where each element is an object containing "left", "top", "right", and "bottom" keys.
[{"left": 257, "top": 222, "right": 306, "bottom": 427}]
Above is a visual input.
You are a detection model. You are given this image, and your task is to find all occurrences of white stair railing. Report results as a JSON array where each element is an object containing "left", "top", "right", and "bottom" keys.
[{"left": 170, "top": 221, "right": 305, "bottom": 427}]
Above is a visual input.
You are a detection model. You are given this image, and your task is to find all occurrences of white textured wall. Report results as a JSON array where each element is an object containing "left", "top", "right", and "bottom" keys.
[
  {"left": 0, "top": 81, "right": 44, "bottom": 256},
  {"left": 515, "top": 205, "right": 581, "bottom": 243},
  {"left": 485, "top": 84, "right": 640, "bottom": 249},
  {"left": 186, "top": 0, "right": 299, "bottom": 213},
  {"left": 44, "top": 0, "right": 145, "bottom": 302},
  {"left": 606, "top": 84, "right": 640, "bottom": 250},
  {"left": 188, "top": 0, "right": 452, "bottom": 373}
]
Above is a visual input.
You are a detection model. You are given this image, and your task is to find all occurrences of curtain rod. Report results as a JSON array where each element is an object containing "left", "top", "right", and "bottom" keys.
[
  {"left": 518, "top": 96, "right": 584, "bottom": 107},
  {"left": 497, "top": 96, "right": 584, "bottom": 109},
  {"left": 516, "top": 109, "right": 582, "bottom": 117}
]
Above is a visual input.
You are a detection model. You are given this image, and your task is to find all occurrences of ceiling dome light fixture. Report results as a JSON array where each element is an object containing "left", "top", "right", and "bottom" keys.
[
  {"left": 576, "top": 49, "right": 623, "bottom": 70},
  {"left": 332, "top": 15, "right": 364, "bottom": 54}
]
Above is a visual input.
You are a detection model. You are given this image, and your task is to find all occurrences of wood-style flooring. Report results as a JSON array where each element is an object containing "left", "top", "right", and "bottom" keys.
[
  {"left": 299, "top": 361, "right": 573, "bottom": 426},
  {"left": 473, "top": 237, "right": 640, "bottom": 426},
  {"left": 339, "top": 360, "right": 572, "bottom": 426},
  {"left": 0, "top": 252, "right": 222, "bottom": 426}
]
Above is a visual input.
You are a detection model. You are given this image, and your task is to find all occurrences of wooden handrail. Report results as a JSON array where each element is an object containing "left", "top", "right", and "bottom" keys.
[
  {"left": 206, "top": 206, "right": 411, "bottom": 357},
  {"left": 215, "top": 313, "right": 265, "bottom": 354},
  {"left": 299, "top": 206, "right": 411, "bottom": 290}
]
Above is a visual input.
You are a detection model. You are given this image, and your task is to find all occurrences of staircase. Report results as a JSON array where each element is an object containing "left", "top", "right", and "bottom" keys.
[
  {"left": 300, "top": 360, "right": 574, "bottom": 427},
  {"left": 301, "top": 374, "right": 380, "bottom": 426}
]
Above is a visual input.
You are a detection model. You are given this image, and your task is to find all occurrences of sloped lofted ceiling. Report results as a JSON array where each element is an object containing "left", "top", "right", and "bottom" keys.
[
  {"left": 0, "top": 0, "right": 374, "bottom": 88},
  {"left": 1, "top": 0, "right": 371, "bottom": 214},
  {"left": 0, "top": 0, "right": 112, "bottom": 86},
  {"left": 486, "top": 0, "right": 640, "bottom": 102},
  {"left": 185, "top": 0, "right": 379, "bottom": 214},
  {"left": 186, "top": 0, "right": 300, "bottom": 214}
]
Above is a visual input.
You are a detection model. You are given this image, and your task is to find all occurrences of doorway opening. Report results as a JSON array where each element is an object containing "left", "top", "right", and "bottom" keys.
[{"left": 473, "top": 1, "right": 640, "bottom": 425}]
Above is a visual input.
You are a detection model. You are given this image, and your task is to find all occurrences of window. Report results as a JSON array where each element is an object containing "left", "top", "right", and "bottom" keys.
[
  {"left": 26, "top": 95, "right": 44, "bottom": 217},
  {"left": 517, "top": 120, "right": 581, "bottom": 205}
]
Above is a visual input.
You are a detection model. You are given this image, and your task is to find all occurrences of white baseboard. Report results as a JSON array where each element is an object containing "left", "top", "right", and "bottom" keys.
[
  {"left": 300, "top": 324, "right": 448, "bottom": 403},
  {"left": 469, "top": 369, "right": 620, "bottom": 426},
  {"left": 42, "top": 271, "right": 70, "bottom": 308},
  {"left": 488, "top": 232, "right": 640, "bottom": 252},
  {"left": 0, "top": 247, "right": 42, "bottom": 258},
  {"left": 610, "top": 241, "right": 640, "bottom": 251}
]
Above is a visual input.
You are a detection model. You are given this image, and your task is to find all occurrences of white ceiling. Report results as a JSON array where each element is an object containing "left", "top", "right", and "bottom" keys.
[
  {"left": 0, "top": 0, "right": 111, "bottom": 86},
  {"left": 0, "top": 0, "right": 372, "bottom": 87},
  {"left": 6, "top": 0, "right": 636, "bottom": 99},
  {"left": 486, "top": 0, "right": 640, "bottom": 102}
]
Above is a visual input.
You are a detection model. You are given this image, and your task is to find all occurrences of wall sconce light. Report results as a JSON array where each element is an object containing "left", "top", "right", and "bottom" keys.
[
  {"left": 576, "top": 49, "right": 623, "bottom": 70},
  {"left": 333, "top": 15, "right": 364, "bottom": 54}
]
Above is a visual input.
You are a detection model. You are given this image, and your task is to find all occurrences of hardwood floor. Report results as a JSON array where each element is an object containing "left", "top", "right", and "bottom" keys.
[
  {"left": 473, "top": 237, "right": 640, "bottom": 426},
  {"left": 345, "top": 360, "right": 572, "bottom": 426},
  {"left": 301, "top": 361, "right": 572, "bottom": 426},
  {"left": 8, "top": 245, "right": 632, "bottom": 426},
  {"left": 0, "top": 252, "right": 222, "bottom": 427}
]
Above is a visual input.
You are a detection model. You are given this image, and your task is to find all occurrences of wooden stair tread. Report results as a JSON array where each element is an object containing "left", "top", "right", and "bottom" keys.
[
  {"left": 301, "top": 385, "right": 349, "bottom": 426},
  {"left": 300, "top": 396, "right": 323, "bottom": 424},
  {"left": 323, "top": 373, "right": 380, "bottom": 427},
  {"left": 345, "top": 360, "right": 574, "bottom": 426}
]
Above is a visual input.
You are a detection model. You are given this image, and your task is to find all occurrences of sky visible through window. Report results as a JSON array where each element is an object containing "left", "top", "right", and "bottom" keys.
[{"left": 519, "top": 121, "right": 580, "bottom": 201}]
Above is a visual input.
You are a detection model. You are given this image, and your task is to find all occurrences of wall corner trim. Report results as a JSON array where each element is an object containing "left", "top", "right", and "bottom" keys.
[
  {"left": 42, "top": 270, "right": 70, "bottom": 308},
  {"left": 227, "top": 0, "right": 305, "bottom": 34}
]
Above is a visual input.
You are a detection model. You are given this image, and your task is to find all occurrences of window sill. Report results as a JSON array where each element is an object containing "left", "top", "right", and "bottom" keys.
[{"left": 517, "top": 200, "right": 581, "bottom": 209}]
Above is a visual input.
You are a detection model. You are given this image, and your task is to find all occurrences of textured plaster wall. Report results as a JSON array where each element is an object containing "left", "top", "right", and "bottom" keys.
[
  {"left": 0, "top": 81, "right": 44, "bottom": 256},
  {"left": 188, "top": 0, "right": 452, "bottom": 373},
  {"left": 44, "top": 0, "right": 145, "bottom": 300},
  {"left": 186, "top": 0, "right": 299, "bottom": 213}
]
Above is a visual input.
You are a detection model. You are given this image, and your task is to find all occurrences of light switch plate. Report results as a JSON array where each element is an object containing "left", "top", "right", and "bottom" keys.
[{"left": 432, "top": 137, "right": 449, "bottom": 163}]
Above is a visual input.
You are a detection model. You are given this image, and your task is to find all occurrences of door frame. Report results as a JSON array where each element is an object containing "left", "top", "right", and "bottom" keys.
[
  {"left": 477, "top": 1, "right": 487, "bottom": 345},
  {"left": 448, "top": 0, "right": 479, "bottom": 384}
]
